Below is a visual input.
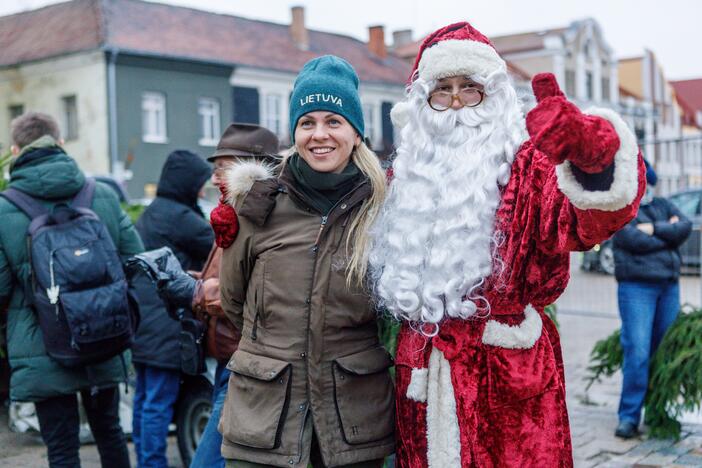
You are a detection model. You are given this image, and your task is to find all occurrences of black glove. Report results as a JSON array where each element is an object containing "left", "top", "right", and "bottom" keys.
[{"left": 159, "top": 272, "right": 197, "bottom": 310}]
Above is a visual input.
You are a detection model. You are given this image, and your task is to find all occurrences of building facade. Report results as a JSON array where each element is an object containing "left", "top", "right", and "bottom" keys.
[{"left": 0, "top": 0, "right": 409, "bottom": 197}]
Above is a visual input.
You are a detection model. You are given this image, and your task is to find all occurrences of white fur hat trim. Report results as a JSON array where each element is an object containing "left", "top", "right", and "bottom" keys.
[{"left": 418, "top": 39, "right": 506, "bottom": 81}]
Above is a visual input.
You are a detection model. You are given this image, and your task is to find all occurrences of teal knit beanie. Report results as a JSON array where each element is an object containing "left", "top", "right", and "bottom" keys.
[{"left": 289, "top": 55, "right": 364, "bottom": 143}]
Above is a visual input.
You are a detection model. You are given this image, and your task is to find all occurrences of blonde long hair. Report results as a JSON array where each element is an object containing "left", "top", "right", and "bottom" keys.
[{"left": 281, "top": 142, "right": 386, "bottom": 287}]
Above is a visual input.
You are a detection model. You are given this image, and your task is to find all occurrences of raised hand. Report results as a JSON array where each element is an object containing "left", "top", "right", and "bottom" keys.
[{"left": 526, "top": 73, "right": 618, "bottom": 173}]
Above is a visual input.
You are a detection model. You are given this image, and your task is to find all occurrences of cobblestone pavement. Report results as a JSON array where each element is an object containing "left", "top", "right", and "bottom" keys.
[{"left": 559, "top": 253, "right": 702, "bottom": 468}]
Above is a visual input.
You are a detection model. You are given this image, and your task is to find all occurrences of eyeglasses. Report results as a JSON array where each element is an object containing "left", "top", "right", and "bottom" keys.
[{"left": 428, "top": 87, "right": 484, "bottom": 111}]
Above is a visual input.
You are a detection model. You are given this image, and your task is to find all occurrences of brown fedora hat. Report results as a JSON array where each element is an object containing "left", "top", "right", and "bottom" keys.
[{"left": 208, "top": 123, "right": 280, "bottom": 162}]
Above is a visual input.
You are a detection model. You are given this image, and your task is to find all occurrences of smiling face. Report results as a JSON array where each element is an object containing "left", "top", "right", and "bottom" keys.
[{"left": 294, "top": 111, "right": 361, "bottom": 174}]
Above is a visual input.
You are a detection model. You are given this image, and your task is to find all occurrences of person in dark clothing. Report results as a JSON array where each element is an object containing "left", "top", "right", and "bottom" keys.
[
  {"left": 1, "top": 112, "right": 143, "bottom": 468},
  {"left": 612, "top": 160, "right": 692, "bottom": 439},
  {"left": 131, "top": 150, "right": 213, "bottom": 468}
]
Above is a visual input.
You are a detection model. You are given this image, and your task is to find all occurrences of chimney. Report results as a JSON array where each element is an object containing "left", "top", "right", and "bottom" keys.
[
  {"left": 290, "top": 6, "right": 309, "bottom": 51},
  {"left": 368, "top": 25, "right": 387, "bottom": 59},
  {"left": 392, "top": 29, "right": 413, "bottom": 49}
]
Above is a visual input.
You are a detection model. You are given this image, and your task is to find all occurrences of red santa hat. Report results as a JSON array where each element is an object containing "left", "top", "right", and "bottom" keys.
[
  {"left": 411, "top": 21, "right": 506, "bottom": 82},
  {"left": 391, "top": 22, "right": 507, "bottom": 129}
]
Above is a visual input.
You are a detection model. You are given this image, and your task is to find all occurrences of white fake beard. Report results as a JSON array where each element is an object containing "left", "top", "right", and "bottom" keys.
[{"left": 369, "top": 72, "right": 526, "bottom": 329}]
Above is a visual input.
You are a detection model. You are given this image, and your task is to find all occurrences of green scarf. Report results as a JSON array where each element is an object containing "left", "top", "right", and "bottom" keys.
[{"left": 288, "top": 153, "right": 362, "bottom": 215}]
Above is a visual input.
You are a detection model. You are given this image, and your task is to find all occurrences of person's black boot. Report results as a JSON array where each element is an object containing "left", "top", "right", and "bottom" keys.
[{"left": 614, "top": 421, "right": 639, "bottom": 439}]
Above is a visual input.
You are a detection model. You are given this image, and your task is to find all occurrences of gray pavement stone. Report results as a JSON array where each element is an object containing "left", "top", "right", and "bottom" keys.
[
  {"left": 674, "top": 454, "right": 702, "bottom": 466},
  {"left": 659, "top": 445, "right": 693, "bottom": 457},
  {"left": 595, "top": 436, "right": 642, "bottom": 455},
  {"left": 634, "top": 452, "right": 681, "bottom": 466}
]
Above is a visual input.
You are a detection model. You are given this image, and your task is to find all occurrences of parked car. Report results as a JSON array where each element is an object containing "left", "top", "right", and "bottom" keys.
[{"left": 581, "top": 188, "right": 701, "bottom": 274}]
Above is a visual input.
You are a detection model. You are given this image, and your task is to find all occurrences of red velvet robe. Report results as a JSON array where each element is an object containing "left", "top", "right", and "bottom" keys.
[{"left": 394, "top": 110, "right": 645, "bottom": 468}]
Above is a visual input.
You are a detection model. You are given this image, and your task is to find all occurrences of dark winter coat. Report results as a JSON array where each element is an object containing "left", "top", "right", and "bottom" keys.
[
  {"left": 131, "top": 150, "right": 213, "bottom": 370},
  {"left": 0, "top": 137, "right": 144, "bottom": 402},
  {"left": 613, "top": 196, "right": 692, "bottom": 283},
  {"left": 219, "top": 162, "right": 394, "bottom": 467}
]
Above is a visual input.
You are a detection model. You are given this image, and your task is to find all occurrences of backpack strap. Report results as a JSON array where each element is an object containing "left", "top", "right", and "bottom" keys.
[
  {"left": 0, "top": 188, "right": 49, "bottom": 220},
  {"left": 71, "top": 178, "right": 96, "bottom": 209}
]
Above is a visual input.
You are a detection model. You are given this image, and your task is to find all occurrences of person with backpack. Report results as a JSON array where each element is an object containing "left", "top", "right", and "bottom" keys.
[
  {"left": 0, "top": 112, "right": 143, "bottom": 468},
  {"left": 130, "top": 149, "right": 213, "bottom": 468}
]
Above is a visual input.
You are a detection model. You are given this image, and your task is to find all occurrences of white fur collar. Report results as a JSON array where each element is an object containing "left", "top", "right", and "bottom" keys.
[{"left": 224, "top": 161, "right": 275, "bottom": 206}]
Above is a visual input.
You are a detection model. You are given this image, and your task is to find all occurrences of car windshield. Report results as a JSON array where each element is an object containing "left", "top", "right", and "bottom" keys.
[{"left": 669, "top": 191, "right": 701, "bottom": 218}]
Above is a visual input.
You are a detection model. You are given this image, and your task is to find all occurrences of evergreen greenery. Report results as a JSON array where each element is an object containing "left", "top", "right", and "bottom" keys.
[
  {"left": 586, "top": 305, "right": 702, "bottom": 440},
  {"left": 121, "top": 202, "right": 146, "bottom": 224},
  {"left": 544, "top": 303, "right": 559, "bottom": 329}
]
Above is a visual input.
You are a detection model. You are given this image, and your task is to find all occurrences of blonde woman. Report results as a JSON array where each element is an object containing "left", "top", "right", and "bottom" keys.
[{"left": 218, "top": 56, "right": 392, "bottom": 467}]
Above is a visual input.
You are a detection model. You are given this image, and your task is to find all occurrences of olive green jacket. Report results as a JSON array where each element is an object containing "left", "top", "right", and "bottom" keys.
[
  {"left": 219, "top": 162, "right": 394, "bottom": 467},
  {"left": 0, "top": 137, "right": 144, "bottom": 402}
]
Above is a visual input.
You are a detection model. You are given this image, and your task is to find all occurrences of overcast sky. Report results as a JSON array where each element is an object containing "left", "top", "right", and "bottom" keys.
[{"left": 2, "top": 0, "right": 700, "bottom": 80}]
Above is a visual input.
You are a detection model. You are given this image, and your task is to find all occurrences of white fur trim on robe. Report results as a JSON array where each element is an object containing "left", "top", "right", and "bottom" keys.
[
  {"left": 406, "top": 368, "right": 429, "bottom": 403},
  {"left": 224, "top": 161, "right": 274, "bottom": 206},
  {"left": 555, "top": 106, "right": 639, "bottom": 212},
  {"left": 425, "top": 347, "right": 461, "bottom": 468},
  {"left": 481, "top": 304, "right": 543, "bottom": 349}
]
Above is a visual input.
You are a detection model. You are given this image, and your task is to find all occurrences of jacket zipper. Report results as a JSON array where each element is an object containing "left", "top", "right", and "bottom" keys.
[{"left": 297, "top": 191, "right": 363, "bottom": 461}]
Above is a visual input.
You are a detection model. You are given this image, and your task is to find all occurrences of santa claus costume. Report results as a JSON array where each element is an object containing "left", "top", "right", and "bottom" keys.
[{"left": 368, "top": 22, "right": 645, "bottom": 467}]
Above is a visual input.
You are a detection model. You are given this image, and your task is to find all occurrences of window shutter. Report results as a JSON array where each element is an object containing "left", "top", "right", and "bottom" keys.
[{"left": 232, "top": 86, "right": 260, "bottom": 124}]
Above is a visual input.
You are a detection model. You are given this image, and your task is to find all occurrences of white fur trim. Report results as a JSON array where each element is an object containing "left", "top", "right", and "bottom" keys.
[
  {"left": 224, "top": 161, "right": 274, "bottom": 206},
  {"left": 481, "top": 305, "right": 543, "bottom": 349},
  {"left": 406, "top": 368, "right": 429, "bottom": 402},
  {"left": 390, "top": 101, "right": 411, "bottom": 130},
  {"left": 425, "top": 347, "right": 461, "bottom": 468},
  {"left": 418, "top": 39, "right": 506, "bottom": 81},
  {"left": 555, "top": 106, "right": 640, "bottom": 212}
]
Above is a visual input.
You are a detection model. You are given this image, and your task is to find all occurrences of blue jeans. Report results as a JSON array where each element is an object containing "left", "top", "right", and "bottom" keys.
[
  {"left": 617, "top": 280, "right": 680, "bottom": 426},
  {"left": 190, "top": 361, "right": 231, "bottom": 468},
  {"left": 133, "top": 364, "right": 181, "bottom": 468}
]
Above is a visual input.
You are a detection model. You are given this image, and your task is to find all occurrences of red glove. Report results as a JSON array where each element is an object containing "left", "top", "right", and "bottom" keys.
[
  {"left": 210, "top": 195, "right": 239, "bottom": 248},
  {"left": 526, "top": 73, "right": 619, "bottom": 174}
]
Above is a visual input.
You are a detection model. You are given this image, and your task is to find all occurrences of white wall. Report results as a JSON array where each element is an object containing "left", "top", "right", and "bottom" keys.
[{"left": 0, "top": 51, "right": 110, "bottom": 175}]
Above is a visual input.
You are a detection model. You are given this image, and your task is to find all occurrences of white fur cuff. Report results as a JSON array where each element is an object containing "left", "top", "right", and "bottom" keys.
[
  {"left": 481, "top": 305, "right": 543, "bottom": 349},
  {"left": 406, "top": 368, "right": 429, "bottom": 402},
  {"left": 224, "top": 161, "right": 274, "bottom": 206},
  {"left": 555, "top": 107, "right": 639, "bottom": 212},
  {"left": 418, "top": 39, "right": 506, "bottom": 82}
]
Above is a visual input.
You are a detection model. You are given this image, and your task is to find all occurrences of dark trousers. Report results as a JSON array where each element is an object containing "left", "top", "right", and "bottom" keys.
[{"left": 34, "top": 386, "right": 131, "bottom": 468}]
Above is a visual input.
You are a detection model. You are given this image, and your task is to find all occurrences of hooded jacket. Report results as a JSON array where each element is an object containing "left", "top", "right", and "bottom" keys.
[
  {"left": 218, "top": 161, "right": 394, "bottom": 467},
  {"left": 0, "top": 137, "right": 144, "bottom": 402},
  {"left": 132, "top": 150, "right": 214, "bottom": 370}
]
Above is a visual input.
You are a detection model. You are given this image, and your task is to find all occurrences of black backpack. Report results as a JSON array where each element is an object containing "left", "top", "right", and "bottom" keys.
[{"left": 1, "top": 179, "right": 136, "bottom": 367}]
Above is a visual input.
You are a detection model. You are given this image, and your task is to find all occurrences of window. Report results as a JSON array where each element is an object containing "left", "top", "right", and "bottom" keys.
[
  {"left": 585, "top": 72, "right": 593, "bottom": 100},
  {"left": 198, "top": 97, "right": 220, "bottom": 146},
  {"left": 8, "top": 104, "right": 24, "bottom": 121},
  {"left": 141, "top": 92, "right": 167, "bottom": 143},
  {"left": 62, "top": 95, "right": 78, "bottom": 141},
  {"left": 601, "top": 78, "right": 610, "bottom": 101},
  {"left": 565, "top": 70, "right": 576, "bottom": 97},
  {"left": 363, "top": 103, "right": 376, "bottom": 147},
  {"left": 264, "top": 94, "right": 282, "bottom": 136}
]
